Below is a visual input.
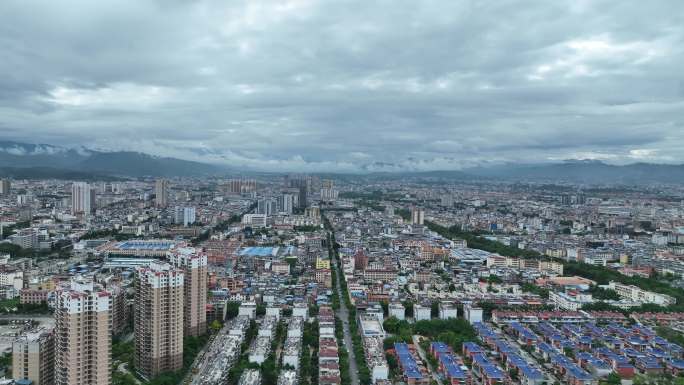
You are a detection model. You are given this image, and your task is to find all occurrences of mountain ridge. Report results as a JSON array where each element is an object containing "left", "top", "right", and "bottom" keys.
[
  {"left": 0, "top": 140, "right": 223, "bottom": 177},
  {"left": 1, "top": 140, "right": 683, "bottom": 184}
]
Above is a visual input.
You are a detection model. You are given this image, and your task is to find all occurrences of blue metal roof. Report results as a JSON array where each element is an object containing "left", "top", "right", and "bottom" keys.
[
  {"left": 551, "top": 352, "right": 593, "bottom": 381},
  {"left": 623, "top": 348, "right": 645, "bottom": 358},
  {"left": 583, "top": 323, "right": 603, "bottom": 336},
  {"left": 636, "top": 356, "right": 663, "bottom": 369},
  {"left": 538, "top": 342, "right": 556, "bottom": 354},
  {"left": 117, "top": 240, "right": 175, "bottom": 250},
  {"left": 238, "top": 246, "right": 279, "bottom": 257},
  {"left": 473, "top": 322, "right": 498, "bottom": 340},
  {"left": 463, "top": 342, "right": 484, "bottom": 353},
  {"left": 394, "top": 343, "right": 423, "bottom": 379},
  {"left": 577, "top": 352, "right": 611, "bottom": 370},
  {"left": 439, "top": 354, "right": 467, "bottom": 379},
  {"left": 667, "top": 359, "right": 684, "bottom": 369},
  {"left": 578, "top": 335, "right": 593, "bottom": 344},
  {"left": 493, "top": 339, "right": 516, "bottom": 355},
  {"left": 508, "top": 353, "right": 544, "bottom": 380},
  {"left": 509, "top": 322, "right": 538, "bottom": 341},
  {"left": 431, "top": 341, "right": 450, "bottom": 354},
  {"left": 472, "top": 353, "right": 505, "bottom": 379},
  {"left": 595, "top": 347, "right": 632, "bottom": 366}
]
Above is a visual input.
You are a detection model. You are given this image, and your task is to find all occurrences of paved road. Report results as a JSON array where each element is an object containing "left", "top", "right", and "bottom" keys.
[
  {"left": 331, "top": 234, "right": 359, "bottom": 385},
  {"left": 501, "top": 330, "right": 561, "bottom": 384},
  {"left": 412, "top": 335, "right": 444, "bottom": 385},
  {"left": 0, "top": 315, "right": 53, "bottom": 322}
]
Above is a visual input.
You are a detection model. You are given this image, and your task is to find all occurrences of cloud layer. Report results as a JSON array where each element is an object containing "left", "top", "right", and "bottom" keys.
[{"left": 1, "top": 0, "right": 683, "bottom": 172}]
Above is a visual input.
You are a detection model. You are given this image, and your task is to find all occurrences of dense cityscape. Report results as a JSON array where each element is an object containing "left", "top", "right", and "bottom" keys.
[
  {"left": 2, "top": 1, "right": 684, "bottom": 385},
  {"left": 0, "top": 175, "right": 682, "bottom": 385}
]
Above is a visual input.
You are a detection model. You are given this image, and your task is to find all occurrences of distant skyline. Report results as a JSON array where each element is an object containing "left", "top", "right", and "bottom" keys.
[{"left": 1, "top": 1, "right": 683, "bottom": 172}]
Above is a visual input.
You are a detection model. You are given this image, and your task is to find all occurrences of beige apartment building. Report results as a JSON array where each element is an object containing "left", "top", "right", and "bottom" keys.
[
  {"left": 135, "top": 261, "right": 185, "bottom": 380},
  {"left": 54, "top": 279, "right": 112, "bottom": 385},
  {"left": 168, "top": 246, "right": 208, "bottom": 337},
  {"left": 109, "top": 283, "right": 130, "bottom": 336},
  {"left": 12, "top": 328, "right": 55, "bottom": 385}
]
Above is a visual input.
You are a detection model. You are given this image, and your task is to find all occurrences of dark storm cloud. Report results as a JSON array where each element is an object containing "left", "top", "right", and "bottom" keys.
[{"left": 1, "top": 0, "right": 683, "bottom": 171}]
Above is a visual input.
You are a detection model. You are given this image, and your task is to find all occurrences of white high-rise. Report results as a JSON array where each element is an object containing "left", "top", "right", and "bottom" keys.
[
  {"left": 71, "top": 182, "right": 96, "bottom": 215},
  {"left": 279, "top": 193, "right": 294, "bottom": 214},
  {"left": 174, "top": 206, "right": 196, "bottom": 226},
  {"left": 257, "top": 198, "right": 276, "bottom": 216}
]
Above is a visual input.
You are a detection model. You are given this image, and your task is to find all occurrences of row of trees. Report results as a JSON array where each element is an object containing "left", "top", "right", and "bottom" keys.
[
  {"left": 0, "top": 298, "right": 50, "bottom": 314},
  {"left": 335, "top": 316, "right": 353, "bottom": 385},
  {"left": 521, "top": 283, "right": 550, "bottom": 299},
  {"left": 79, "top": 228, "right": 136, "bottom": 241},
  {"left": 0, "top": 242, "right": 61, "bottom": 260},
  {"left": 299, "top": 320, "right": 319, "bottom": 385}
]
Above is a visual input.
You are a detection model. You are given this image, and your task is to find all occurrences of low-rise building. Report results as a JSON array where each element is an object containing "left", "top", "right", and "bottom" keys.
[
  {"left": 359, "top": 313, "right": 385, "bottom": 338},
  {"left": 248, "top": 336, "right": 271, "bottom": 364},
  {"left": 282, "top": 337, "right": 302, "bottom": 369},
  {"left": 414, "top": 303, "right": 431, "bottom": 321},
  {"left": 288, "top": 316, "right": 304, "bottom": 338},
  {"left": 238, "top": 369, "right": 262, "bottom": 385},
  {"left": 277, "top": 369, "right": 298, "bottom": 385},
  {"left": 239, "top": 301, "right": 257, "bottom": 319},
  {"left": 438, "top": 301, "right": 458, "bottom": 320},
  {"left": 464, "top": 303, "right": 483, "bottom": 324},
  {"left": 389, "top": 302, "right": 405, "bottom": 320},
  {"left": 606, "top": 281, "right": 676, "bottom": 306}
]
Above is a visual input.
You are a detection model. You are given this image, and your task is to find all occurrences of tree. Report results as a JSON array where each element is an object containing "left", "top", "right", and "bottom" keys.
[
  {"left": 402, "top": 301, "right": 414, "bottom": 318},
  {"left": 508, "top": 368, "right": 518, "bottom": 381},
  {"left": 112, "top": 371, "right": 138, "bottom": 385},
  {"left": 226, "top": 301, "right": 240, "bottom": 320},
  {"left": 487, "top": 274, "right": 503, "bottom": 284},
  {"left": 0, "top": 353, "right": 11, "bottom": 371},
  {"left": 256, "top": 304, "right": 266, "bottom": 317},
  {"left": 603, "top": 373, "right": 621, "bottom": 385},
  {"left": 563, "top": 347, "right": 575, "bottom": 359},
  {"left": 521, "top": 283, "right": 550, "bottom": 299},
  {"left": 430, "top": 301, "right": 439, "bottom": 318},
  {"left": 380, "top": 301, "right": 389, "bottom": 316},
  {"left": 588, "top": 285, "right": 621, "bottom": 301},
  {"left": 210, "top": 320, "right": 222, "bottom": 332}
]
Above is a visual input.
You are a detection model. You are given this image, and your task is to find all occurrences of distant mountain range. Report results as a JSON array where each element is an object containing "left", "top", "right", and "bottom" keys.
[
  {"left": 0, "top": 166, "right": 124, "bottom": 181},
  {"left": 0, "top": 140, "right": 223, "bottom": 178},
  {"left": 1, "top": 140, "right": 682, "bottom": 184},
  {"left": 462, "top": 160, "right": 684, "bottom": 184}
]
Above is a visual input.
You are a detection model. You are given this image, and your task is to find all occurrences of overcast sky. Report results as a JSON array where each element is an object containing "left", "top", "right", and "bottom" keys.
[{"left": 1, "top": 0, "right": 683, "bottom": 172}]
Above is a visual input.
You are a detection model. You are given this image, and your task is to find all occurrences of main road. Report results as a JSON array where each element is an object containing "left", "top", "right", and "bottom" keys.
[{"left": 331, "top": 233, "right": 360, "bottom": 385}]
